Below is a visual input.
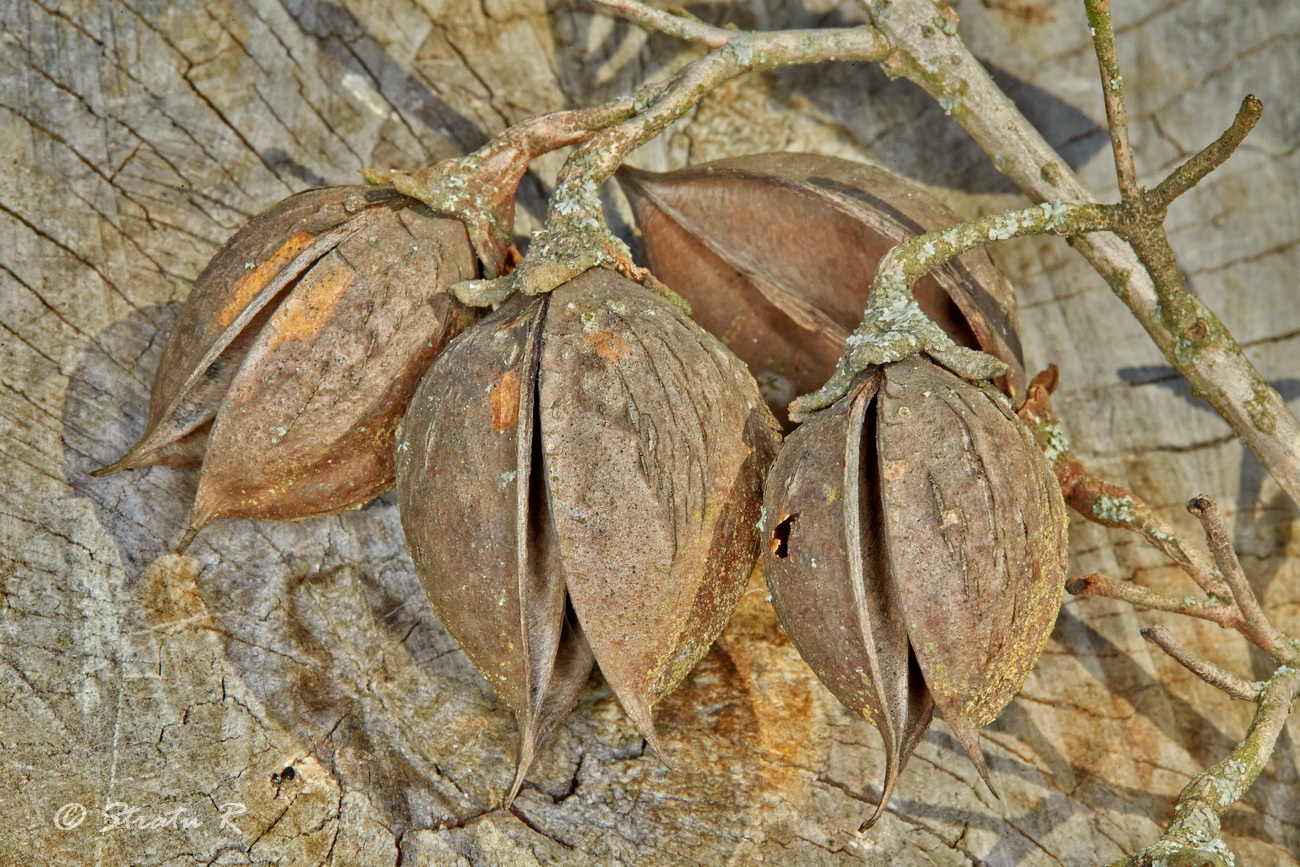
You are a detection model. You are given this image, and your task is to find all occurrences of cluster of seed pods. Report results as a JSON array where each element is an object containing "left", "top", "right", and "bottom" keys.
[
  {"left": 103, "top": 151, "right": 1067, "bottom": 825},
  {"left": 626, "top": 154, "right": 1067, "bottom": 826}
]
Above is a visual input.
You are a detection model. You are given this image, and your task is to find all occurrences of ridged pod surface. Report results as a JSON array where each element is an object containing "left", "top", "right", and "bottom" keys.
[
  {"left": 186, "top": 203, "right": 477, "bottom": 530},
  {"left": 397, "top": 267, "right": 780, "bottom": 796},
  {"left": 763, "top": 356, "right": 1067, "bottom": 827},
  {"left": 875, "top": 357, "right": 1067, "bottom": 771},
  {"left": 619, "top": 153, "right": 1025, "bottom": 425},
  {"left": 762, "top": 369, "right": 933, "bottom": 828},
  {"left": 97, "top": 184, "right": 480, "bottom": 538},
  {"left": 96, "top": 185, "right": 411, "bottom": 474}
]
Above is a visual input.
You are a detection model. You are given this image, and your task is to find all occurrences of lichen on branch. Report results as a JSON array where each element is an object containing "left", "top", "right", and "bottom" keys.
[
  {"left": 789, "top": 201, "right": 1113, "bottom": 420},
  {"left": 855, "top": 0, "right": 1300, "bottom": 506}
]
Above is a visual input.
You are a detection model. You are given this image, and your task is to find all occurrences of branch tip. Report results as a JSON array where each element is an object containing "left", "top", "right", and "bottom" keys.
[
  {"left": 1140, "top": 625, "right": 1261, "bottom": 702},
  {"left": 1153, "top": 94, "right": 1263, "bottom": 207}
]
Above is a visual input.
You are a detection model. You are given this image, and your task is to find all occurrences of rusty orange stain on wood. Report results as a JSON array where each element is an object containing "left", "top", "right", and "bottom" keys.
[
  {"left": 583, "top": 330, "right": 633, "bottom": 361},
  {"left": 491, "top": 368, "right": 521, "bottom": 431},
  {"left": 217, "top": 232, "right": 317, "bottom": 326},
  {"left": 265, "top": 259, "right": 356, "bottom": 350}
]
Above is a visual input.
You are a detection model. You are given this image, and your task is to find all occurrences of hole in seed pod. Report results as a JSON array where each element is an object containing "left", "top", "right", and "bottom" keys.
[{"left": 771, "top": 514, "right": 798, "bottom": 558}]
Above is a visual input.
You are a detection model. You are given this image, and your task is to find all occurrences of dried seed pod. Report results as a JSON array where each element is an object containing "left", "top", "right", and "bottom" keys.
[
  {"left": 762, "top": 370, "right": 933, "bottom": 829},
  {"left": 95, "top": 185, "right": 411, "bottom": 476},
  {"left": 876, "top": 357, "right": 1067, "bottom": 775},
  {"left": 398, "top": 267, "right": 780, "bottom": 795},
  {"left": 397, "top": 290, "right": 590, "bottom": 799},
  {"left": 619, "top": 154, "right": 1025, "bottom": 424},
  {"left": 183, "top": 202, "right": 478, "bottom": 533},
  {"left": 763, "top": 356, "right": 1066, "bottom": 824}
]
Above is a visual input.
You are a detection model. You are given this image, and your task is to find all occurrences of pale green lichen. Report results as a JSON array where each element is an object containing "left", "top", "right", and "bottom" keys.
[
  {"left": 1213, "top": 759, "right": 1251, "bottom": 806},
  {"left": 931, "top": 14, "right": 958, "bottom": 36},
  {"left": 1094, "top": 493, "right": 1137, "bottom": 523},
  {"left": 1040, "top": 420, "right": 1071, "bottom": 463},
  {"left": 1245, "top": 380, "right": 1277, "bottom": 435}
]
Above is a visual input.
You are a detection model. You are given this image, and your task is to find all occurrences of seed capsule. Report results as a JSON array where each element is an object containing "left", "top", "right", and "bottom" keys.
[
  {"left": 397, "top": 267, "right": 780, "bottom": 796},
  {"left": 619, "top": 153, "right": 1025, "bottom": 425},
  {"left": 763, "top": 368, "right": 933, "bottom": 829},
  {"left": 763, "top": 356, "right": 1067, "bottom": 827},
  {"left": 96, "top": 185, "right": 480, "bottom": 541},
  {"left": 95, "top": 186, "right": 412, "bottom": 475}
]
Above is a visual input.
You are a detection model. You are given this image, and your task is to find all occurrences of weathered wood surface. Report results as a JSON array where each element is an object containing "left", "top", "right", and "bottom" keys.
[{"left": 1, "top": 1, "right": 1296, "bottom": 863}]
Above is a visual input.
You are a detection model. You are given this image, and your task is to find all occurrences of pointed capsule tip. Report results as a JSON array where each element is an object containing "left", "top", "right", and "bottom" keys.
[
  {"left": 857, "top": 738, "right": 906, "bottom": 833},
  {"left": 618, "top": 693, "right": 672, "bottom": 771},
  {"left": 857, "top": 798, "right": 888, "bottom": 833},
  {"left": 174, "top": 524, "right": 203, "bottom": 555},
  {"left": 948, "top": 718, "right": 999, "bottom": 798},
  {"left": 507, "top": 725, "right": 538, "bottom": 805},
  {"left": 506, "top": 763, "right": 528, "bottom": 806},
  {"left": 89, "top": 455, "right": 133, "bottom": 477},
  {"left": 644, "top": 731, "right": 674, "bottom": 773}
]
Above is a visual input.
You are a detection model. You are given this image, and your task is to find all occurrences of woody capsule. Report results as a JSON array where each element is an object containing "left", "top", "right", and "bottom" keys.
[
  {"left": 762, "top": 357, "right": 1067, "bottom": 827},
  {"left": 396, "top": 266, "right": 781, "bottom": 797},
  {"left": 95, "top": 185, "right": 479, "bottom": 542},
  {"left": 624, "top": 152, "right": 1067, "bottom": 829}
]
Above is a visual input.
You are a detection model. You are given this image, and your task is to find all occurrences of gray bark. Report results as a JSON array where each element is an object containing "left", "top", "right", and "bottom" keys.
[{"left": 1, "top": 0, "right": 1296, "bottom": 863}]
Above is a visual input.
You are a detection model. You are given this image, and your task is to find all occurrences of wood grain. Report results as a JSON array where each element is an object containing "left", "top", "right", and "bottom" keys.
[{"left": 2, "top": 0, "right": 1296, "bottom": 863}]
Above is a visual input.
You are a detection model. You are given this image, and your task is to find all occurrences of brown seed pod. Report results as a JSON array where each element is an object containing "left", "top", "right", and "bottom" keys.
[
  {"left": 96, "top": 184, "right": 480, "bottom": 540},
  {"left": 183, "top": 202, "right": 478, "bottom": 534},
  {"left": 95, "top": 185, "right": 412, "bottom": 476},
  {"left": 619, "top": 153, "right": 1025, "bottom": 425},
  {"left": 763, "top": 355, "right": 1067, "bottom": 826},
  {"left": 762, "top": 369, "right": 933, "bottom": 829},
  {"left": 397, "top": 267, "right": 780, "bottom": 796}
]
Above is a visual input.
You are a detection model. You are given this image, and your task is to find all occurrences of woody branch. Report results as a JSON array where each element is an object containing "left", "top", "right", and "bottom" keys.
[
  {"left": 854, "top": 0, "right": 1300, "bottom": 506},
  {"left": 790, "top": 88, "right": 1256, "bottom": 419},
  {"left": 1017, "top": 370, "right": 1299, "bottom": 866},
  {"left": 433, "top": 4, "right": 889, "bottom": 307}
]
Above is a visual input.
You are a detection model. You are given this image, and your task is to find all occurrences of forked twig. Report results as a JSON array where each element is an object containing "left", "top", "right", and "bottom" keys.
[
  {"left": 855, "top": 0, "right": 1300, "bottom": 505},
  {"left": 1019, "top": 369, "right": 1299, "bottom": 865}
]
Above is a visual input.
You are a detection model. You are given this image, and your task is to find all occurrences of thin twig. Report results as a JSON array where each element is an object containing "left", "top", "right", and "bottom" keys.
[
  {"left": 1140, "top": 626, "right": 1261, "bottom": 702},
  {"left": 367, "top": 88, "right": 666, "bottom": 277},
  {"left": 1018, "top": 368, "right": 1229, "bottom": 597},
  {"left": 1117, "top": 666, "right": 1300, "bottom": 866},
  {"left": 791, "top": 201, "right": 1114, "bottom": 419},
  {"left": 492, "top": 20, "right": 890, "bottom": 299},
  {"left": 1152, "top": 95, "right": 1263, "bottom": 207},
  {"left": 591, "top": 0, "right": 732, "bottom": 48},
  {"left": 1067, "top": 575, "right": 1242, "bottom": 632},
  {"left": 1083, "top": 0, "right": 1139, "bottom": 202},
  {"left": 1187, "top": 496, "right": 1300, "bottom": 665}
]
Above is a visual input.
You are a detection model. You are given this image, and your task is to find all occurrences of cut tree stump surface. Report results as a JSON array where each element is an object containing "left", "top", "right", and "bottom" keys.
[{"left": 1, "top": 1, "right": 1296, "bottom": 864}]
